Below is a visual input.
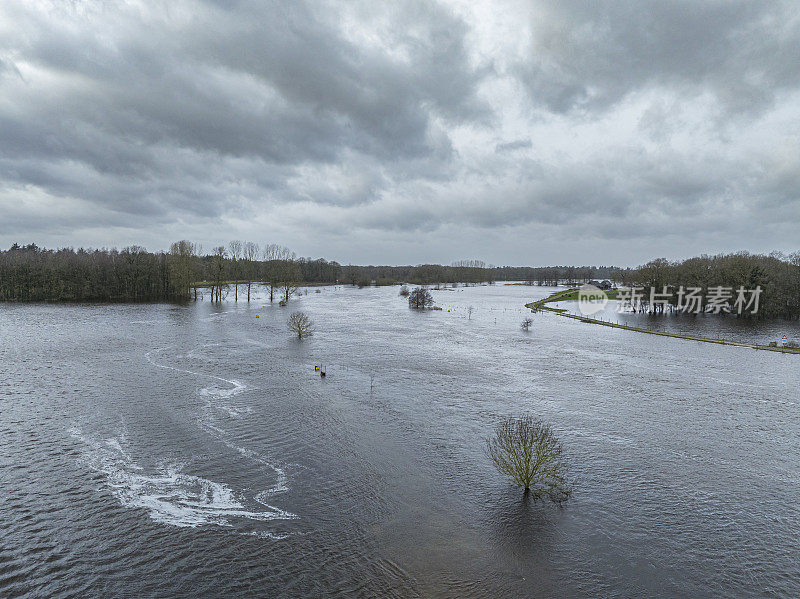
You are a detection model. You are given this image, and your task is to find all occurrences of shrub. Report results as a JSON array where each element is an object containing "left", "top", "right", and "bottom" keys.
[
  {"left": 408, "top": 287, "right": 433, "bottom": 309},
  {"left": 287, "top": 311, "right": 314, "bottom": 339},
  {"left": 487, "top": 415, "right": 572, "bottom": 503}
]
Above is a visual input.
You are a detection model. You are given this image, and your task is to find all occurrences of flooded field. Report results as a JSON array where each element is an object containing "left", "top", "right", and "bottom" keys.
[
  {"left": 1, "top": 283, "right": 799, "bottom": 597},
  {"left": 560, "top": 295, "right": 800, "bottom": 347}
]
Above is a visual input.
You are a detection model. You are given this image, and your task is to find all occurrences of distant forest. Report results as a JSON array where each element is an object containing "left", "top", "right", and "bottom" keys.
[
  {"left": 0, "top": 241, "right": 621, "bottom": 303},
  {"left": 0, "top": 242, "right": 798, "bottom": 318},
  {"left": 623, "top": 253, "right": 800, "bottom": 320}
]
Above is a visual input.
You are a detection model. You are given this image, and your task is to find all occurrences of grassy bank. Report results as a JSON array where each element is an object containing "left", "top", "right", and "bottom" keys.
[{"left": 526, "top": 289, "right": 800, "bottom": 355}]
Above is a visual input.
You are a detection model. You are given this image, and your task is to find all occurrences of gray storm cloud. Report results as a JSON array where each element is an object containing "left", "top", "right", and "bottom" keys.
[{"left": 0, "top": 0, "right": 798, "bottom": 265}]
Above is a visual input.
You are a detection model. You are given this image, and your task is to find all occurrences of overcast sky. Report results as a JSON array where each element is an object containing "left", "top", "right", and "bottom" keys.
[{"left": 1, "top": 1, "right": 799, "bottom": 266}]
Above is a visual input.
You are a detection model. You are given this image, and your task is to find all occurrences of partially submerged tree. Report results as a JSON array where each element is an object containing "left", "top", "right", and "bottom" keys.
[
  {"left": 228, "top": 240, "right": 242, "bottom": 302},
  {"left": 279, "top": 260, "right": 302, "bottom": 303},
  {"left": 210, "top": 246, "right": 227, "bottom": 302},
  {"left": 167, "top": 240, "right": 197, "bottom": 300},
  {"left": 521, "top": 317, "right": 533, "bottom": 331},
  {"left": 287, "top": 311, "right": 314, "bottom": 339},
  {"left": 262, "top": 244, "right": 295, "bottom": 302},
  {"left": 468, "top": 305, "right": 474, "bottom": 319},
  {"left": 399, "top": 285, "right": 410, "bottom": 297},
  {"left": 243, "top": 241, "right": 259, "bottom": 302},
  {"left": 408, "top": 287, "right": 434, "bottom": 309},
  {"left": 486, "top": 415, "right": 572, "bottom": 503}
]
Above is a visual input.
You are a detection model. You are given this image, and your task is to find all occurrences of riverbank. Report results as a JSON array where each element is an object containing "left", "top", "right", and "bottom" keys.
[{"left": 526, "top": 289, "right": 800, "bottom": 354}]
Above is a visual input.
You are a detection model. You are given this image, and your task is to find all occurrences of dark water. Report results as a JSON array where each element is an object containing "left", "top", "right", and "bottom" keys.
[
  {"left": 562, "top": 298, "right": 800, "bottom": 346},
  {"left": 1, "top": 284, "right": 798, "bottom": 598}
]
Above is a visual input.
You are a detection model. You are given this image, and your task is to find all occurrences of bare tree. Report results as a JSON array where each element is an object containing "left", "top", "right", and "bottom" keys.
[
  {"left": 278, "top": 260, "right": 301, "bottom": 303},
  {"left": 262, "top": 244, "right": 295, "bottom": 302},
  {"left": 210, "top": 246, "right": 227, "bottom": 302},
  {"left": 486, "top": 415, "right": 572, "bottom": 502},
  {"left": 262, "top": 244, "right": 279, "bottom": 302},
  {"left": 287, "top": 311, "right": 313, "bottom": 339},
  {"left": 408, "top": 287, "right": 433, "bottom": 309},
  {"left": 452, "top": 259, "right": 486, "bottom": 268},
  {"left": 228, "top": 240, "right": 243, "bottom": 302},
  {"left": 521, "top": 317, "right": 532, "bottom": 331},
  {"left": 468, "top": 305, "right": 474, "bottom": 319},
  {"left": 243, "top": 241, "right": 259, "bottom": 302},
  {"left": 399, "top": 285, "right": 410, "bottom": 297},
  {"left": 192, "top": 243, "right": 203, "bottom": 300}
]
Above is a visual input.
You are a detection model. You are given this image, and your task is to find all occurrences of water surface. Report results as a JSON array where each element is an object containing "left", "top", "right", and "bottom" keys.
[{"left": 1, "top": 284, "right": 798, "bottom": 597}]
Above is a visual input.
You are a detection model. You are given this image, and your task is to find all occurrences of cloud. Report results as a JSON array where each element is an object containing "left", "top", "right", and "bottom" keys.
[
  {"left": 512, "top": 0, "right": 800, "bottom": 116},
  {"left": 495, "top": 138, "right": 532, "bottom": 153},
  {"left": 0, "top": 0, "right": 798, "bottom": 265}
]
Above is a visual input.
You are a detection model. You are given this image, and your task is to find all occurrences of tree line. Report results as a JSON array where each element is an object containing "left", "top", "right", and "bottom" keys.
[
  {"left": 623, "top": 252, "right": 800, "bottom": 319},
  {"left": 340, "top": 264, "right": 624, "bottom": 287},
  {"left": 0, "top": 243, "right": 623, "bottom": 302},
  {"left": 341, "top": 263, "right": 498, "bottom": 287},
  {"left": 495, "top": 265, "right": 623, "bottom": 286},
  {"left": 0, "top": 241, "right": 340, "bottom": 303},
  {"left": 3, "top": 242, "right": 797, "bottom": 318}
]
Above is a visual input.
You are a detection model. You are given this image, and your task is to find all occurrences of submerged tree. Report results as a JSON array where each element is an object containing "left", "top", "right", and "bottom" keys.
[
  {"left": 521, "top": 317, "right": 532, "bottom": 331},
  {"left": 399, "top": 285, "right": 410, "bottom": 297},
  {"left": 287, "top": 311, "right": 314, "bottom": 339},
  {"left": 468, "top": 305, "right": 474, "bottom": 319},
  {"left": 408, "top": 287, "right": 434, "bottom": 309},
  {"left": 167, "top": 240, "right": 197, "bottom": 300},
  {"left": 262, "top": 244, "right": 295, "bottom": 302},
  {"left": 210, "top": 246, "right": 228, "bottom": 302},
  {"left": 280, "top": 260, "right": 302, "bottom": 303},
  {"left": 486, "top": 415, "right": 572, "bottom": 503},
  {"left": 243, "top": 241, "right": 259, "bottom": 302},
  {"left": 228, "top": 240, "right": 242, "bottom": 302}
]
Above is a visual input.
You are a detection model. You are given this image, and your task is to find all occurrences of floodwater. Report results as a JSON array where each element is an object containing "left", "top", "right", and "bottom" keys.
[
  {"left": 560, "top": 296, "right": 800, "bottom": 346},
  {"left": 1, "top": 283, "right": 798, "bottom": 598}
]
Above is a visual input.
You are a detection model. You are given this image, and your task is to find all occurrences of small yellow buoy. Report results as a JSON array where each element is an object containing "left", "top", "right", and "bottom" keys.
[{"left": 256, "top": 315, "right": 260, "bottom": 318}]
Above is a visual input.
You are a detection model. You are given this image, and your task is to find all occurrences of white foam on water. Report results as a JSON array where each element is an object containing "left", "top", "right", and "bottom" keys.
[
  {"left": 145, "top": 348, "right": 245, "bottom": 394},
  {"left": 146, "top": 346, "right": 291, "bottom": 518},
  {"left": 146, "top": 347, "right": 251, "bottom": 417},
  {"left": 198, "top": 381, "right": 247, "bottom": 399},
  {"left": 197, "top": 414, "right": 289, "bottom": 498},
  {"left": 70, "top": 427, "right": 296, "bottom": 529},
  {"left": 198, "top": 381, "right": 251, "bottom": 419},
  {"left": 201, "top": 312, "right": 230, "bottom": 322},
  {"left": 245, "top": 530, "right": 291, "bottom": 540}
]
